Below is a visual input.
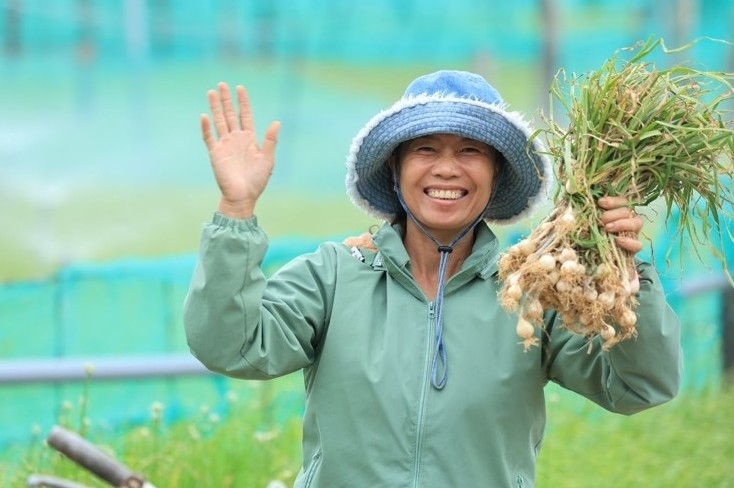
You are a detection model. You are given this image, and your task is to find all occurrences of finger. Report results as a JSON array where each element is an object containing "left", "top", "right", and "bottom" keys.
[
  {"left": 599, "top": 206, "right": 636, "bottom": 226},
  {"left": 343, "top": 232, "right": 371, "bottom": 247},
  {"left": 615, "top": 235, "right": 643, "bottom": 255},
  {"left": 597, "top": 195, "right": 629, "bottom": 210},
  {"left": 604, "top": 217, "right": 643, "bottom": 236},
  {"left": 218, "top": 82, "right": 238, "bottom": 131},
  {"left": 261, "top": 121, "right": 281, "bottom": 160},
  {"left": 343, "top": 232, "right": 376, "bottom": 251},
  {"left": 200, "top": 114, "right": 215, "bottom": 152},
  {"left": 603, "top": 212, "right": 643, "bottom": 234},
  {"left": 237, "top": 85, "right": 256, "bottom": 133},
  {"left": 208, "top": 87, "right": 228, "bottom": 138}
]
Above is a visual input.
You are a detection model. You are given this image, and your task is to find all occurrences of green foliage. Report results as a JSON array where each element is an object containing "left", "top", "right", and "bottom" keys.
[
  {"left": 544, "top": 36, "right": 734, "bottom": 272},
  {"left": 1, "top": 379, "right": 303, "bottom": 487},
  {"left": 2, "top": 384, "right": 733, "bottom": 487},
  {"left": 538, "top": 385, "right": 734, "bottom": 487},
  {"left": 499, "top": 36, "right": 734, "bottom": 347}
]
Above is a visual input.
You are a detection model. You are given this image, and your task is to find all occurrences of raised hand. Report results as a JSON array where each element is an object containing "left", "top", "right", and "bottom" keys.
[{"left": 201, "top": 82, "right": 281, "bottom": 219}]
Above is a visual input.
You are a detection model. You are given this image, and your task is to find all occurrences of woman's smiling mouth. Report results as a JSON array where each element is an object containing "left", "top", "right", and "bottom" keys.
[{"left": 425, "top": 188, "right": 467, "bottom": 200}]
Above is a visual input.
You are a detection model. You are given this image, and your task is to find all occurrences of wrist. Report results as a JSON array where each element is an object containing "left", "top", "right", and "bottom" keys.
[{"left": 217, "top": 198, "right": 255, "bottom": 220}]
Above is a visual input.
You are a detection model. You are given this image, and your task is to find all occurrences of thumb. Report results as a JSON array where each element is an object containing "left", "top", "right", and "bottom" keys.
[{"left": 261, "top": 121, "right": 281, "bottom": 160}]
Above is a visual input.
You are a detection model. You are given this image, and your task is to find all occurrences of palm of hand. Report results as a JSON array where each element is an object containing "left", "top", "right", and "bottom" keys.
[
  {"left": 201, "top": 82, "right": 280, "bottom": 217},
  {"left": 209, "top": 131, "right": 271, "bottom": 203}
]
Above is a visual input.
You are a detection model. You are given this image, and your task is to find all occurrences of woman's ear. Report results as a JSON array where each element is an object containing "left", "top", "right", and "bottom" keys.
[
  {"left": 389, "top": 149, "right": 399, "bottom": 191},
  {"left": 491, "top": 158, "right": 503, "bottom": 193},
  {"left": 389, "top": 146, "right": 402, "bottom": 167}
]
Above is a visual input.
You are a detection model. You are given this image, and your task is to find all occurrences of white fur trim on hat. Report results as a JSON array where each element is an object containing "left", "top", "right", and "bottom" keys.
[{"left": 345, "top": 71, "right": 553, "bottom": 224}]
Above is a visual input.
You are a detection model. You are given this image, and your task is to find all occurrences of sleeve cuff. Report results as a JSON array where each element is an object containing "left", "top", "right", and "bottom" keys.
[{"left": 211, "top": 212, "right": 259, "bottom": 231}]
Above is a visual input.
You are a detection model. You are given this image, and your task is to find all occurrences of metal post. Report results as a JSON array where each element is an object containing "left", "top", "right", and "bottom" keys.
[{"left": 722, "top": 285, "right": 734, "bottom": 385}]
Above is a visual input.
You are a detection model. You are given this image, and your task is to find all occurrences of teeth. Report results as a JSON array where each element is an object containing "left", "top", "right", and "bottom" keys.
[{"left": 426, "top": 189, "right": 464, "bottom": 200}]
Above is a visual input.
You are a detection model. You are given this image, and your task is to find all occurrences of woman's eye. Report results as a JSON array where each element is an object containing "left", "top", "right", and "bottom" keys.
[{"left": 415, "top": 146, "right": 436, "bottom": 153}]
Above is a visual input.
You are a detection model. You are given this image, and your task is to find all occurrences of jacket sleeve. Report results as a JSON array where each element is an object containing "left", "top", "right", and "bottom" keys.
[
  {"left": 183, "top": 213, "right": 334, "bottom": 380},
  {"left": 543, "top": 261, "right": 683, "bottom": 415}
]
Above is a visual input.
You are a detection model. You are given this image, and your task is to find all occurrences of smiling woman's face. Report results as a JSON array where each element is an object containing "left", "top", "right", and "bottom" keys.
[{"left": 395, "top": 133, "right": 499, "bottom": 242}]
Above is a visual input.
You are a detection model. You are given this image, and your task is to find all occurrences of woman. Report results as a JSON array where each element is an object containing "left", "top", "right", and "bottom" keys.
[{"left": 184, "top": 70, "right": 681, "bottom": 487}]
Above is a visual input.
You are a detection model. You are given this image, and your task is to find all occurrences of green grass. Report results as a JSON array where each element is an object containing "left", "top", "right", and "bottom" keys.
[
  {"left": 1, "top": 376, "right": 305, "bottom": 487},
  {"left": 1, "top": 184, "right": 531, "bottom": 282},
  {"left": 0, "top": 187, "right": 380, "bottom": 282},
  {"left": 299, "top": 58, "right": 541, "bottom": 112},
  {"left": 2, "top": 383, "right": 732, "bottom": 487},
  {"left": 538, "top": 384, "right": 734, "bottom": 487}
]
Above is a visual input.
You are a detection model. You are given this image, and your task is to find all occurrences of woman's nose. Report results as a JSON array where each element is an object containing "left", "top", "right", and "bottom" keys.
[{"left": 431, "top": 152, "right": 461, "bottom": 176}]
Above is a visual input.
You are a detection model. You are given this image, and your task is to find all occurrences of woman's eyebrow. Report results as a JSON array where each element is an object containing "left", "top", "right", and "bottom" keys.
[{"left": 410, "top": 135, "right": 438, "bottom": 142}]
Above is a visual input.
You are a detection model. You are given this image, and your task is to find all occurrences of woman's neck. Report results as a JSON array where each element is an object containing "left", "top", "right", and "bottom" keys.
[{"left": 403, "top": 224, "right": 475, "bottom": 300}]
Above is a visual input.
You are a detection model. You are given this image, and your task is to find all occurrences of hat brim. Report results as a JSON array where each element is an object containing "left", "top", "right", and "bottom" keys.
[{"left": 346, "top": 93, "right": 553, "bottom": 225}]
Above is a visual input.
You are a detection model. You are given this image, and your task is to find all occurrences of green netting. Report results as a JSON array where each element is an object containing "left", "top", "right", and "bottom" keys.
[
  {"left": 0, "top": 243, "right": 315, "bottom": 452},
  {"left": 1, "top": 235, "right": 731, "bottom": 451},
  {"left": 5, "top": 0, "right": 732, "bottom": 68}
]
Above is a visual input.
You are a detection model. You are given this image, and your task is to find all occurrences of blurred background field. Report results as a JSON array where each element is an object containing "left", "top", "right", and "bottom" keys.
[
  {"left": 2, "top": 383, "right": 733, "bottom": 486},
  {"left": 1, "top": 0, "right": 733, "bottom": 486},
  {"left": 2, "top": 0, "right": 733, "bottom": 279}
]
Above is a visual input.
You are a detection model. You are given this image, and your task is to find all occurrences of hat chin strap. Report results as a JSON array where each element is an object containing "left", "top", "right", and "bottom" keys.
[{"left": 393, "top": 165, "right": 493, "bottom": 390}]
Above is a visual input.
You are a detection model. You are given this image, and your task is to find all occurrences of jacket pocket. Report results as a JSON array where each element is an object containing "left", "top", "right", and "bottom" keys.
[{"left": 295, "top": 449, "right": 323, "bottom": 488}]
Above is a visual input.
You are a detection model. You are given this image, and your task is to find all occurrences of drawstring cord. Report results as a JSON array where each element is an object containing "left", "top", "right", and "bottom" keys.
[
  {"left": 431, "top": 245, "right": 452, "bottom": 389},
  {"left": 393, "top": 164, "right": 485, "bottom": 390}
]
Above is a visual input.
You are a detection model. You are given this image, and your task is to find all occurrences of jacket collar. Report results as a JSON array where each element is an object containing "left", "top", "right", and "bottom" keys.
[{"left": 372, "top": 222, "right": 499, "bottom": 280}]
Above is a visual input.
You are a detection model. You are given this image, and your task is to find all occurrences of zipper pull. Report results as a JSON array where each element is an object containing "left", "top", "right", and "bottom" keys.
[{"left": 428, "top": 302, "right": 435, "bottom": 319}]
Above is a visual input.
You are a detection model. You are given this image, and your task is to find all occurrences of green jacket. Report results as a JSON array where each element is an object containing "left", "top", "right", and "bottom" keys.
[{"left": 184, "top": 213, "right": 682, "bottom": 488}]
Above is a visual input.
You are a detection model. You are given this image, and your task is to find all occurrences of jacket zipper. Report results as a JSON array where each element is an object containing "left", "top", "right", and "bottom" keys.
[{"left": 412, "top": 301, "right": 435, "bottom": 488}]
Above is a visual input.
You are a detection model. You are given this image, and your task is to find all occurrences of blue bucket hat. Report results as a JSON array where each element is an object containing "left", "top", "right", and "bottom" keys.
[{"left": 345, "top": 70, "right": 552, "bottom": 224}]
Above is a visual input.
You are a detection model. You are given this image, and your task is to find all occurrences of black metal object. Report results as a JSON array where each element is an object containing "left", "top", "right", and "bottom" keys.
[{"left": 722, "top": 285, "right": 734, "bottom": 383}]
